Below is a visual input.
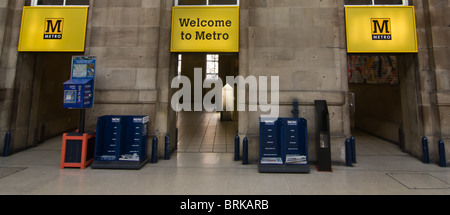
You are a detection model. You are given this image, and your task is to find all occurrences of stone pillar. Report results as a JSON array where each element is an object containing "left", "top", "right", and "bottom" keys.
[
  {"left": 0, "top": 0, "right": 27, "bottom": 154},
  {"left": 85, "top": 0, "right": 175, "bottom": 159},
  {"left": 240, "top": 0, "right": 349, "bottom": 163},
  {"left": 404, "top": 0, "right": 450, "bottom": 164},
  {"left": 417, "top": 0, "right": 450, "bottom": 165}
]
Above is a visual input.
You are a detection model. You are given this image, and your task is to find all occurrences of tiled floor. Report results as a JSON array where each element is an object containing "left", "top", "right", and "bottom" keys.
[
  {"left": 177, "top": 111, "right": 237, "bottom": 153},
  {"left": 0, "top": 113, "right": 449, "bottom": 195}
]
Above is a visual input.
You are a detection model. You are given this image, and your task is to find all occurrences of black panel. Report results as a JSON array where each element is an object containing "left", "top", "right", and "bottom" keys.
[{"left": 65, "top": 140, "right": 82, "bottom": 163}]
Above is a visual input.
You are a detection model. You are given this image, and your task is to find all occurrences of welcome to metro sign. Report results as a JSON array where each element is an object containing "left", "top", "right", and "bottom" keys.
[{"left": 171, "top": 6, "right": 239, "bottom": 53}]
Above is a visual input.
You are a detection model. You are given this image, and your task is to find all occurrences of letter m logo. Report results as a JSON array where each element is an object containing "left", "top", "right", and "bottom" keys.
[
  {"left": 44, "top": 18, "right": 64, "bottom": 39},
  {"left": 371, "top": 18, "right": 391, "bottom": 35}
]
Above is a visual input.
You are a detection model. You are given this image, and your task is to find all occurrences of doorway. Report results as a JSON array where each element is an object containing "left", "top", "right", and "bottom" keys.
[
  {"left": 28, "top": 52, "right": 81, "bottom": 145},
  {"left": 348, "top": 55, "right": 405, "bottom": 151},
  {"left": 175, "top": 53, "right": 239, "bottom": 153}
]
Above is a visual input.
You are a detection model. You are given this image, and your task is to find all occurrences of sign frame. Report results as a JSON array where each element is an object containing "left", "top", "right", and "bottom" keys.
[
  {"left": 171, "top": 6, "right": 240, "bottom": 53},
  {"left": 345, "top": 6, "right": 418, "bottom": 54},
  {"left": 18, "top": 6, "right": 89, "bottom": 52}
]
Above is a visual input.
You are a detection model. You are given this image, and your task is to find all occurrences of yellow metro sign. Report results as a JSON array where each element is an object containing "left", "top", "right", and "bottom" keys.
[
  {"left": 171, "top": 6, "right": 239, "bottom": 53},
  {"left": 345, "top": 6, "right": 418, "bottom": 53},
  {"left": 19, "top": 7, "right": 88, "bottom": 52}
]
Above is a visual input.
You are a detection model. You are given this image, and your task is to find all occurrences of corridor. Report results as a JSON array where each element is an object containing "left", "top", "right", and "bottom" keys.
[{"left": 176, "top": 111, "right": 238, "bottom": 153}]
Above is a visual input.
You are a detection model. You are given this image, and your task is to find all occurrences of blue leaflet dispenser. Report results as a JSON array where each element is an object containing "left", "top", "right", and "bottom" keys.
[
  {"left": 63, "top": 56, "right": 96, "bottom": 109},
  {"left": 63, "top": 79, "right": 93, "bottom": 109}
]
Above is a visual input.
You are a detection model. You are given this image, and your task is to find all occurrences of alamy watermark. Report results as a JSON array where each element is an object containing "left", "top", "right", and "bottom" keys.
[{"left": 171, "top": 68, "right": 280, "bottom": 118}]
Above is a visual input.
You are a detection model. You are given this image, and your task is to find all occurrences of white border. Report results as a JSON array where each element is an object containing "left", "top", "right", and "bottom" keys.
[
  {"left": 31, "top": 0, "right": 89, "bottom": 6},
  {"left": 174, "top": 0, "right": 239, "bottom": 6},
  {"left": 345, "top": 0, "right": 408, "bottom": 6}
]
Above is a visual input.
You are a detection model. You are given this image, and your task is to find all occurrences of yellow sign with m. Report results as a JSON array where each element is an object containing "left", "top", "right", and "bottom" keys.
[
  {"left": 19, "top": 7, "right": 88, "bottom": 52},
  {"left": 345, "top": 6, "right": 418, "bottom": 53}
]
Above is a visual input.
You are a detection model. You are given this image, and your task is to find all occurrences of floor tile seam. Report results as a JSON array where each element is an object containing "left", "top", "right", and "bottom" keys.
[
  {"left": 385, "top": 172, "right": 450, "bottom": 187},
  {"left": 197, "top": 113, "right": 213, "bottom": 152},
  {"left": 280, "top": 174, "right": 295, "bottom": 195},
  {"left": 335, "top": 169, "right": 450, "bottom": 175},
  {"left": 212, "top": 116, "right": 219, "bottom": 152},
  {"left": 0, "top": 163, "right": 58, "bottom": 168},
  {"left": 0, "top": 166, "right": 28, "bottom": 170},
  {"left": 143, "top": 165, "right": 256, "bottom": 171},
  {"left": 385, "top": 173, "right": 450, "bottom": 190},
  {"left": 178, "top": 128, "right": 198, "bottom": 152},
  {"left": 0, "top": 167, "right": 28, "bottom": 180},
  {"left": 177, "top": 138, "right": 192, "bottom": 151},
  {"left": 356, "top": 154, "right": 410, "bottom": 156},
  {"left": 22, "top": 149, "right": 62, "bottom": 152}
]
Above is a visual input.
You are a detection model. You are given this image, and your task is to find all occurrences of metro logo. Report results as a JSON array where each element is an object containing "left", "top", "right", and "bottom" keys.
[
  {"left": 44, "top": 18, "right": 64, "bottom": 39},
  {"left": 371, "top": 18, "right": 391, "bottom": 40}
]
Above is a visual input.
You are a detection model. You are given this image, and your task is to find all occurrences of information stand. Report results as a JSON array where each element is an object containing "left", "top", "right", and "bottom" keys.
[
  {"left": 259, "top": 117, "right": 310, "bottom": 173},
  {"left": 63, "top": 56, "right": 96, "bottom": 109},
  {"left": 60, "top": 56, "right": 96, "bottom": 169}
]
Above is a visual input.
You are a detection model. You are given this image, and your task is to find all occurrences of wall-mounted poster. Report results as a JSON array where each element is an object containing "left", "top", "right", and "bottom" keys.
[
  {"left": 71, "top": 56, "right": 96, "bottom": 79},
  {"left": 347, "top": 55, "right": 399, "bottom": 85}
]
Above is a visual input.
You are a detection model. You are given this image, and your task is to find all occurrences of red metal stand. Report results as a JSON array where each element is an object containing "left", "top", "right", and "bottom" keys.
[{"left": 60, "top": 132, "right": 96, "bottom": 169}]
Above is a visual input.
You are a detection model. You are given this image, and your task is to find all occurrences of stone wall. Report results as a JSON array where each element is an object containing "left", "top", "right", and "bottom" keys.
[
  {"left": 414, "top": 0, "right": 450, "bottom": 164},
  {"left": 430, "top": 0, "right": 450, "bottom": 165},
  {"left": 0, "top": 0, "right": 9, "bottom": 154},
  {"left": 85, "top": 0, "right": 161, "bottom": 130},
  {"left": 84, "top": 0, "right": 176, "bottom": 158},
  {"left": 239, "top": 0, "right": 350, "bottom": 163},
  {"left": 0, "top": 0, "right": 26, "bottom": 154}
]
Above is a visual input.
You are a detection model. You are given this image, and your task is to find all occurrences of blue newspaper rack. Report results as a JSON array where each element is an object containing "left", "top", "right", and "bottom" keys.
[
  {"left": 91, "top": 115, "right": 149, "bottom": 170},
  {"left": 259, "top": 117, "right": 310, "bottom": 173}
]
